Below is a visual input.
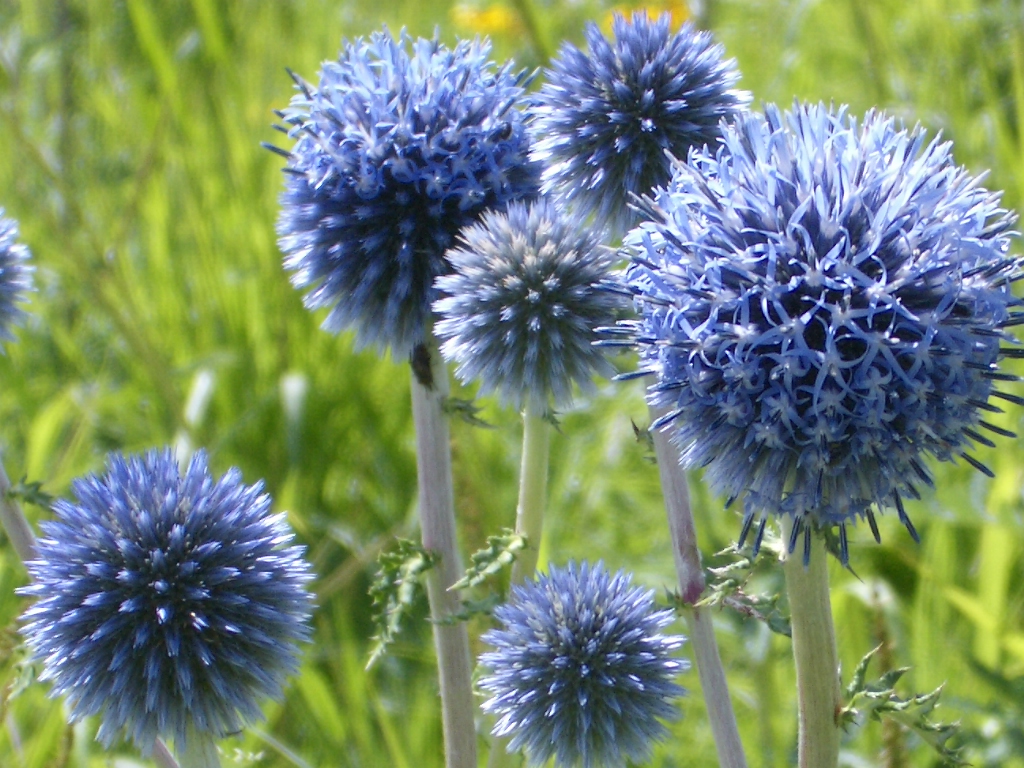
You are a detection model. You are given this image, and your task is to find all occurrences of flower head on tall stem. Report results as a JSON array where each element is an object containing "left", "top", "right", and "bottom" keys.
[
  {"left": 623, "top": 102, "right": 1022, "bottom": 563},
  {"left": 479, "top": 561, "right": 687, "bottom": 768},
  {"left": 19, "top": 449, "right": 314, "bottom": 754},
  {"left": 274, "top": 27, "right": 540, "bottom": 357},
  {"left": 0, "top": 209, "right": 34, "bottom": 340},
  {"left": 530, "top": 12, "right": 749, "bottom": 236},
  {"left": 434, "top": 198, "right": 622, "bottom": 412}
]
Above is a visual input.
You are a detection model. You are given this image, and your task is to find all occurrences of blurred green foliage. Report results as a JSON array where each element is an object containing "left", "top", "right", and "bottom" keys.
[{"left": 0, "top": 0, "right": 1020, "bottom": 766}]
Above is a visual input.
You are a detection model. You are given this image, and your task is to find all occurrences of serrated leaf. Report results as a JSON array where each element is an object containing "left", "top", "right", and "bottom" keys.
[
  {"left": 449, "top": 530, "right": 526, "bottom": 591},
  {"left": 6, "top": 657, "right": 37, "bottom": 703},
  {"left": 435, "top": 594, "right": 502, "bottom": 625},
  {"left": 631, "top": 419, "right": 656, "bottom": 462},
  {"left": 846, "top": 644, "right": 882, "bottom": 699},
  {"left": 696, "top": 545, "right": 790, "bottom": 636},
  {"left": 542, "top": 411, "right": 562, "bottom": 432},
  {"left": 6, "top": 476, "right": 53, "bottom": 509},
  {"left": 842, "top": 650, "right": 967, "bottom": 766},
  {"left": 366, "top": 539, "right": 437, "bottom": 670},
  {"left": 442, "top": 396, "right": 493, "bottom": 428}
]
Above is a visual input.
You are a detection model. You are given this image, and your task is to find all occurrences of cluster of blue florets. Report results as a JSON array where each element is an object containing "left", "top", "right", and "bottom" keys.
[
  {"left": 434, "top": 198, "right": 623, "bottom": 411},
  {"left": 479, "top": 562, "right": 687, "bottom": 768},
  {"left": 274, "top": 15, "right": 748, "bottom": 402},
  {"left": 14, "top": 8, "right": 1024, "bottom": 767},
  {"left": 276, "top": 28, "right": 540, "bottom": 358},
  {"left": 531, "top": 12, "right": 749, "bottom": 236},
  {"left": 623, "top": 103, "right": 1021, "bottom": 557},
  {"left": 0, "top": 210, "right": 33, "bottom": 341},
  {"left": 20, "top": 450, "right": 314, "bottom": 753}
]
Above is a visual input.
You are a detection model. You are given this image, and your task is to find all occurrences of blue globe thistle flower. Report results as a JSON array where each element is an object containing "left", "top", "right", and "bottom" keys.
[
  {"left": 274, "top": 28, "right": 540, "bottom": 358},
  {"left": 433, "top": 199, "right": 623, "bottom": 411},
  {"left": 622, "top": 102, "right": 1022, "bottom": 563},
  {"left": 530, "top": 12, "right": 749, "bottom": 236},
  {"left": 479, "top": 561, "right": 687, "bottom": 768},
  {"left": 0, "top": 209, "right": 33, "bottom": 340},
  {"left": 19, "top": 449, "right": 314, "bottom": 753}
]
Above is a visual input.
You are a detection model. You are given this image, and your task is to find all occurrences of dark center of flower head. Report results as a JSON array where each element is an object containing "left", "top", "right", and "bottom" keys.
[
  {"left": 20, "top": 450, "right": 312, "bottom": 751},
  {"left": 627, "top": 103, "right": 1023, "bottom": 563},
  {"left": 275, "top": 29, "right": 540, "bottom": 357}
]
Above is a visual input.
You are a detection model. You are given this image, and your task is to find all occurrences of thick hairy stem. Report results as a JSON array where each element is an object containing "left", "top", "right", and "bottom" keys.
[
  {"left": 783, "top": 526, "right": 841, "bottom": 768},
  {"left": 651, "top": 409, "right": 748, "bottom": 768},
  {"left": 411, "top": 338, "right": 477, "bottom": 768}
]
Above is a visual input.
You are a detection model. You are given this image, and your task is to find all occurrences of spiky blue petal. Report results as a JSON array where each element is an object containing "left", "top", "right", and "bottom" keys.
[
  {"left": 624, "top": 102, "right": 1021, "bottom": 545},
  {"left": 530, "top": 12, "right": 749, "bottom": 236},
  {"left": 479, "top": 561, "right": 687, "bottom": 768},
  {"left": 0, "top": 210, "right": 33, "bottom": 341},
  {"left": 20, "top": 450, "right": 314, "bottom": 753},
  {"left": 276, "top": 28, "right": 540, "bottom": 357},
  {"left": 434, "top": 199, "right": 622, "bottom": 411}
]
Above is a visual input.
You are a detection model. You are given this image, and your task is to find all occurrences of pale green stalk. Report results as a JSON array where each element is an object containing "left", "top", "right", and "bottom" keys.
[
  {"left": 650, "top": 408, "right": 748, "bottom": 768},
  {"left": 410, "top": 336, "right": 477, "bottom": 768},
  {"left": 0, "top": 457, "right": 36, "bottom": 563},
  {"left": 487, "top": 403, "right": 551, "bottom": 768},
  {"left": 782, "top": 523, "right": 841, "bottom": 768},
  {"left": 508, "top": 405, "right": 550, "bottom": 585},
  {"left": 152, "top": 739, "right": 181, "bottom": 768},
  {"left": 177, "top": 728, "right": 219, "bottom": 768}
]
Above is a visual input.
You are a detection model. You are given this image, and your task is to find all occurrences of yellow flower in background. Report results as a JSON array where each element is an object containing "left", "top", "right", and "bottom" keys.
[
  {"left": 451, "top": 3, "right": 523, "bottom": 37},
  {"left": 602, "top": 0, "right": 689, "bottom": 31}
]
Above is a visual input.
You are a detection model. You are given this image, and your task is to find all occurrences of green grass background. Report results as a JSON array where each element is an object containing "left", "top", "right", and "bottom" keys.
[{"left": 0, "top": 0, "right": 1021, "bottom": 766}]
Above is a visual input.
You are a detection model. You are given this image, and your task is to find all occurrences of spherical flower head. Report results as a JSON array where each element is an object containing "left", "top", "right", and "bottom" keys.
[
  {"left": 624, "top": 102, "right": 1022, "bottom": 559},
  {"left": 19, "top": 449, "right": 314, "bottom": 753},
  {"left": 479, "top": 561, "right": 687, "bottom": 768},
  {"left": 276, "top": 27, "right": 541, "bottom": 358},
  {"left": 0, "top": 209, "right": 33, "bottom": 342},
  {"left": 530, "top": 12, "right": 749, "bottom": 237},
  {"left": 433, "top": 199, "right": 623, "bottom": 411}
]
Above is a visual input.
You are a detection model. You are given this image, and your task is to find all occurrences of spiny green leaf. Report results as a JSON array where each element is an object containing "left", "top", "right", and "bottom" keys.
[
  {"left": 841, "top": 649, "right": 967, "bottom": 766},
  {"left": 366, "top": 539, "right": 438, "bottom": 670},
  {"left": 631, "top": 419, "right": 656, "bottom": 463},
  {"left": 442, "top": 396, "right": 492, "bottom": 428},
  {"left": 6, "top": 476, "right": 53, "bottom": 508},
  {"left": 449, "top": 529, "right": 526, "bottom": 591},
  {"left": 542, "top": 410, "right": 562, "bottom": 432},
  {"left": 845, "top": 643, "right": 882, "bottom": 700},
  {"left": 6, "top": 656, "right": 37, "bottom": 704},
  {"left": 697, "top": 545, "right": 791, "bottom": 636},
  {"left": 434, "top": 594, "right": 502, "bottom": 625}
]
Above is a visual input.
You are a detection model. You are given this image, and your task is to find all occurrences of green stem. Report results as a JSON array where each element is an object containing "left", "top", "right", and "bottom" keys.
[
  {"left": 175, "top": 728, "right": 219, "bottom": 768},
  {"left": 410, "top": 337, "right": 477, "bottom": 768},
  {"left": 782, "top": 525, "right": 841, "bottom": 768},
  {"left": 650, "top": 408, "right": 748, "bottom": 768},
  {"left": 487, "top": 405, "right": 551, "bottom": 768},
  {"left": 0, "top": 457, "right": 36, "bottom": 564},
  {"left": 152, "top": 739, "right": 180, "bottom": 768},
  {"left": 509, "top": 405, "right": 550, "bottom": 585}
]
